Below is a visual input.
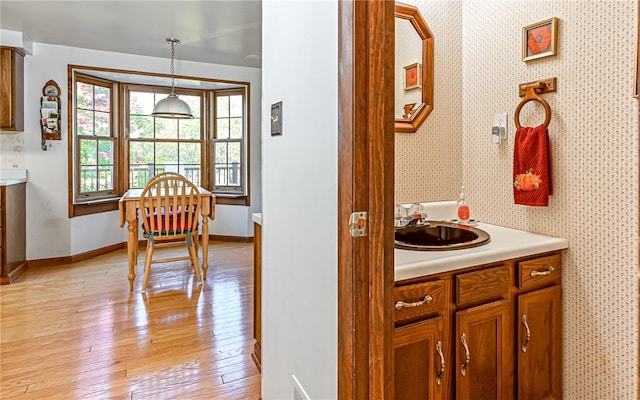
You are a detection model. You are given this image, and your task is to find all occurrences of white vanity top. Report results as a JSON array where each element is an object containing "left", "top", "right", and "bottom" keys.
[
  {"left": 0, "top": 169, "right": 27, "bottom": 186},
  {"left": 395, "top": 222, "right": 568, "bottom": 282}
]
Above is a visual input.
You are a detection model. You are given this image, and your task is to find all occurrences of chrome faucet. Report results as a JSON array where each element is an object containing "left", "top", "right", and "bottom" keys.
[{"left": 395, "top": 203, "right": 429, "bottom": 227}]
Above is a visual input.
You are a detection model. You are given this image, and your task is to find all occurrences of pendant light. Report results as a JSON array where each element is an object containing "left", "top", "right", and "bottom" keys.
[{"left": 151, "top": 38, "right": 194, "bottom": 119}]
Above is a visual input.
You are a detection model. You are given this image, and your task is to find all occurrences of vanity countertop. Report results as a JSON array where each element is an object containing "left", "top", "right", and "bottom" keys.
[
  {"left": 395, "top": 222, "right": 568, "bottom": 282},
  {"left": 0, "top": 169, "right": 27, "bottom": 186}
]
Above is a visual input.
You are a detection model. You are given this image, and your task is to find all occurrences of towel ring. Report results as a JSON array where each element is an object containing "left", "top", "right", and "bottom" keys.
[{"left": 514, "top": 84, "right": 552, "bottom": 129}]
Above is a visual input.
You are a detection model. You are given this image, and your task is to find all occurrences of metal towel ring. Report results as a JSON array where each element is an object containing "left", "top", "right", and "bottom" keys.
[{"left": 514, "top": 84, "right": 552, "bottom": 129}]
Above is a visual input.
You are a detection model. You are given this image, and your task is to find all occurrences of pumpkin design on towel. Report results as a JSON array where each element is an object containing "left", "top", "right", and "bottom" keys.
[{"left": 514, "top": 169, "right": 542, "bottom": 191}]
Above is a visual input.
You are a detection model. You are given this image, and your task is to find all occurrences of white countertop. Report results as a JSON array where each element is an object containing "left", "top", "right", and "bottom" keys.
[
  {"left": 395, "top": 222, "right": 568, "bottom": 282},
  {"left": 0, "top": 169, "right": 27, "bottom": 186},
  {"left": 252, "top": 213, "right": 262, "bottom": 225}
]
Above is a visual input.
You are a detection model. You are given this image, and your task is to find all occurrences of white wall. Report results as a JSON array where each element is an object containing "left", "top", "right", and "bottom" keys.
[
  {"left": 14, "top": 42, "right": 261, "bottom": 259},
  {"left": 261, "top": 1, "right": 338, "bottom": 399}
]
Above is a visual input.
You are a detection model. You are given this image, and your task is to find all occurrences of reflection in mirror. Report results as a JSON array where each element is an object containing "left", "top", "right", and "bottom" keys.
[{"left": 395, "top": 3, "right": 434, "bottom": 133}]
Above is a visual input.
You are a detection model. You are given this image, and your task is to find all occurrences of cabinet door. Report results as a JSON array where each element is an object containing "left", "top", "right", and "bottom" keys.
[
  {"left": 456, "top": 300, "right": 513, "bottom": 400},
  {"left": 394, "top": 316, "right": 446, "bottom": 400},
  {"left": 517, "top": 285, "right": 562, "bottom": 400}
]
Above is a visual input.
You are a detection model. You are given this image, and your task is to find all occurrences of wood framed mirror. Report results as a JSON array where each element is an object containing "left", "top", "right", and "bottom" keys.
[{"left": 395, "top": 3, "right": 434, "bottom": 133}]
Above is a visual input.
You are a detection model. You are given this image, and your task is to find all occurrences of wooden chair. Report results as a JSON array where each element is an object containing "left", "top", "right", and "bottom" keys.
[{"left": 139, "top": 174, "right": 202, "bottom": 292}]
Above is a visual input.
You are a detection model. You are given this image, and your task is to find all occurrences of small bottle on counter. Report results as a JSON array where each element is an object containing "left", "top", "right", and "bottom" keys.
[{"left": 456, "top": 186, "right": 470, "bottom": 224}]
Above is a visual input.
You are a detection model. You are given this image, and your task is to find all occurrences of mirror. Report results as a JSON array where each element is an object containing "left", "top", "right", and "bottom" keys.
[{"left": 395, "top": 3, "right": 434, "bottom": 133}]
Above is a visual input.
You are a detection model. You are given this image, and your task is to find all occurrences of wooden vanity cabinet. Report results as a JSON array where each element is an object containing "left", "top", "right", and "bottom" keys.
[
  {"left": 0, "top": 46, "right": 25, "bottom": 131},
  {"left": 393, "top": 251, "right": 562, "bottom": 400},
  {"left": 516, "top": 254, "right": 563, "bottom": 400},
  {"left": 394, "top": 279, "right": 450, "bottom": 400},
  {"left": 251, "top": 221, "right": 262, "bottom": 371}
]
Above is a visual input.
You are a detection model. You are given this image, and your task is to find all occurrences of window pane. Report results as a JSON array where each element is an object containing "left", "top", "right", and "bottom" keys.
[
  {"left": 179, "top": 142, "right": 201, "bottom": 164},
  {"left": 129, "top": 115, "right": 154, "bottom": 139},
  {"left": 96, "top": 166, "right": 114, "bottom": 191},
  {"left": 216, "top": 96, "right": 229, "bottom": 117},
  {"left": 94, "top": 86, "right": 111, "bottom": 112},
  {"left": 77, "top": 109, "right": 94, "bottom": 136},
  {"left": 229, "top": 117, "right": 243, "bottom": 139},
  {"left": 155, "top": 118, "right": 178, "bottom": 139},
  {"left": 97, "top": 140, "right": 113, "bottom": 166},
  {"left": 130, "top": 91, "right": 155, "bottom": 115},
  {"left": 80, "top": 139, "right": 97, "bottom": 165},
  {"left": 130, "top": 141, "right": 154, "bottom": 165},
  {"left": 217, "top": 119, "right": 229, "bottom": 139},
  {"left": 179, "top": 118, "right": 201, "bottom": 140},
  {"left": 76, "top": 82, "right": 94, "bottom": 109},
  {"left": 155, "top": 142, "right": 178, "bottom": 165},
  {"left": 229, "top": 95, "right": 243, "bottom": 117},
  {"left": 215, "top": 142, "right": 228, "bottom": 164},
  {"left": 95, "top": 111, "right": 110, "bottom": 136},
  {"left": 228, "top": 142, "right": 241, "bottom": 164}
]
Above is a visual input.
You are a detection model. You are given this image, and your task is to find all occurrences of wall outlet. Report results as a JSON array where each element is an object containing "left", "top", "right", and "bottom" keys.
[
  {"left": 493, "top": 113, "right": 507, "bottom": 141},
  {"left": 292, "top": 374, "right": 311, "bottom": 400}
]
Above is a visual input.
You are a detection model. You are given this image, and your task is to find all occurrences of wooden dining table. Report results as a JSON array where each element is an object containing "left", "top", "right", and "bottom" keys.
[{"left": 118, "top": 187, "right": 216, "bottom": 291}]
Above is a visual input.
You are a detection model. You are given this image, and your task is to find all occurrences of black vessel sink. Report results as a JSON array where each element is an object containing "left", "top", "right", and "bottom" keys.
[{"left": 394, "top": 221, "right": 490, "bottom": 251}]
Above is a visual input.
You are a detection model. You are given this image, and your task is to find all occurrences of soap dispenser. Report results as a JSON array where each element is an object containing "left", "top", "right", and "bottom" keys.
[{"left": 456, "top": 186, "right": 470, "bottom": 224}]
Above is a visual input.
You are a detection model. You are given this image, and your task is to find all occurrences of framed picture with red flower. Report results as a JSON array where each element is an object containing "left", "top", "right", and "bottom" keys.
[
  {"left": 403, "top": 62, "right": 422, "bottom": 91},
  {"left": 522, "top": 17, "right": 558, "bottom": 62}
]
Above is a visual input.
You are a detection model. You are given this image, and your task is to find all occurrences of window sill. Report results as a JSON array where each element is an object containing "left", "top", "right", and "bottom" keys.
[
  {"left": 71, "top": 199, "right": 120, "bottom": 217},
  {"left": 214, "top": 195, "right": 249, "bottom": 206}
]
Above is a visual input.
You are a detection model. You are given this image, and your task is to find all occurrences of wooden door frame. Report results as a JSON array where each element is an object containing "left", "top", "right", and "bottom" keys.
[{"left": 337, "top": 1, "right": 395, "bottom": 399}]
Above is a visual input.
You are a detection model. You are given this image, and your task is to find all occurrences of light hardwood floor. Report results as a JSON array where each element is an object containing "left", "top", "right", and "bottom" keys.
[{"left": 0, "top": 242, "right": 260, "bottom": 399}]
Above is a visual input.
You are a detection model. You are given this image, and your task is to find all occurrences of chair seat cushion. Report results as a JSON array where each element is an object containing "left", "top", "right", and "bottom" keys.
[{"left": 143, "top": 209, "right": 198, "bottom": 235}]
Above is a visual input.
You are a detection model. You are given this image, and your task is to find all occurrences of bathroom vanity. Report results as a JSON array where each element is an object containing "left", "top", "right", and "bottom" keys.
[{"left": 394, "top": 222, "right": 567, "bottom": 400}]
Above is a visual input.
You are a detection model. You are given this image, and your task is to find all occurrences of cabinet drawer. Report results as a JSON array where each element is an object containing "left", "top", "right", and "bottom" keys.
[
  {"left": 518, "top": 253, "right": 561, "bottom": 290},
  {"left": 456, "top": 265, "right": 509, "bottom": 307},
  {"left": 394, "top": 280, "right": 446, "bottom": 325}
]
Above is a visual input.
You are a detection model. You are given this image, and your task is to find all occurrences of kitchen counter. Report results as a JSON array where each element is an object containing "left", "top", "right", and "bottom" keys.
[
  {"left": 395, "top": 222, "right": 568, "bottom": 282},
  {"left": 252, "top": 213, "right": 262, "bottom": 226},
  {"left": 0, "top": 169, "right": 27, "bottom": 186}
]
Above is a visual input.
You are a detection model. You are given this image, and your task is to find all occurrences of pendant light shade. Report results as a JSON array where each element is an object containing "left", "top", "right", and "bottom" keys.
[{"left": 151, "top": 38, "right": 194, "bottom": 119}]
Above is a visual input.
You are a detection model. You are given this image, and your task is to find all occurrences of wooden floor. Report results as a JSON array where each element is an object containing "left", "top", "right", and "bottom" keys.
[{"left": 0, "top": 241, "right": 260, "bottom": 399}]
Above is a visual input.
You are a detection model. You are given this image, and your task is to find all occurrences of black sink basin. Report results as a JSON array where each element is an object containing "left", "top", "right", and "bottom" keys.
[{"left": 394, "top": 221, "right": 490, "bottom": 251}]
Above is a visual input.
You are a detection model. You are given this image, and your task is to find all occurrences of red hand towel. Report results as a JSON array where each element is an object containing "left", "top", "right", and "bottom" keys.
[{"left": 513, "top": 125, "right": 553, "bottom": 206}]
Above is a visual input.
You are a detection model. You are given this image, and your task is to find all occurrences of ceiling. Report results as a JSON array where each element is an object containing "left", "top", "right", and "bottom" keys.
[{"left": 0, "top": 1, "right": 262, "bottom": 68}]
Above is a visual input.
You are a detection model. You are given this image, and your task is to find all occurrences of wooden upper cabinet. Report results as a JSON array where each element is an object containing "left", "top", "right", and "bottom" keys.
[
  {"left": 0, "top": 47, "right": 25, "bottom": 131},
  {"left": 517, "top": 284, "right": 563, "bottom": 400}
]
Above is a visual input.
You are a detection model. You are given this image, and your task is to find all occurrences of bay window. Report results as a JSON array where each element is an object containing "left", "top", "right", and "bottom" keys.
[{"left": 69, "top": 66, "right": 250, "bottom": 217}]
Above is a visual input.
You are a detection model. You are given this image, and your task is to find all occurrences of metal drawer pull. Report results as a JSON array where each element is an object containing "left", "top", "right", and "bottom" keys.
[
  {"left": 460, "top": 333, "right": 470, "bottom": 377},
  {"left": 435, "top": 340, "right": 445, "bottom": 386},
  {"left": 394, "top": 295, "right": 432, "bottom": 310},
  {"left": 530, "top": 266, "right": 555, "bottom": 277},
  {"left": 521, "top": 314, "right": 531, "bottom": 352}
]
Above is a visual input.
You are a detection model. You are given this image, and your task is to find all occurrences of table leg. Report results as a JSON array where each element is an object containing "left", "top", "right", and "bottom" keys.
[
  {"left": 202, "top": 215, "right": 209, "bottom": 280},
  {"left": 127, "top": 218, "right": 137, "bottom": 291}
]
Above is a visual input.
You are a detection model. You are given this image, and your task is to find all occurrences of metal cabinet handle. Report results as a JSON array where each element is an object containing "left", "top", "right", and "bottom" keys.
[
  {"left": 521, "top": 314, "right": 531, "bottom": 352},
  {"left": 460, "top": 333, "right": 470, "bottom": 377},
  {"left": 435, "top": 340, "right": 445, "bottom": 386},
  {"left": 530, "top": 266, "right": 555, "bottom": 277},
  {"left": 394, "top": 295, "right": 432, "bottom": 310}
]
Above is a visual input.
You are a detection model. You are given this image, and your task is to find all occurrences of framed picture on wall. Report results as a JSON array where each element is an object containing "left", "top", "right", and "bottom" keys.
[
  {"left": 403, "top": 62, "right": 422, "bottom": 90},
  {"left": 522, "top": 17, "right": 558, "bottom": 62}
]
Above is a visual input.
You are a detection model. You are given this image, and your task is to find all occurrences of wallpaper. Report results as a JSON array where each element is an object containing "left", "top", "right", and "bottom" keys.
[{"left": 396, "top": 0, "right": 638, "bottom": 398}]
